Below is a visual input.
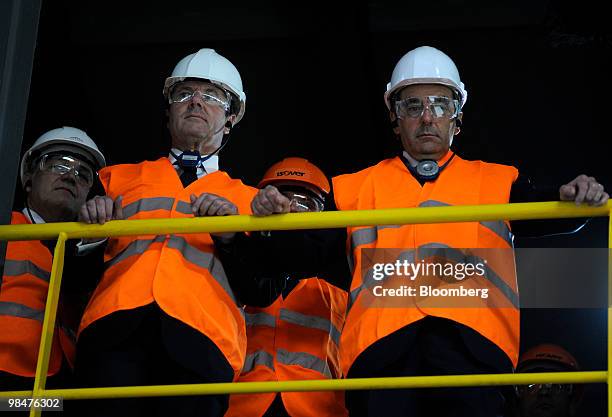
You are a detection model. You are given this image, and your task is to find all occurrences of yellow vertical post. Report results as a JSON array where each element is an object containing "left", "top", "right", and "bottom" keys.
[
  {"left": 29, "top": 232, "right": 67, "bottom": 417},
  {"left": 608, "top": 211, "right": 612, "bottom": 417}
]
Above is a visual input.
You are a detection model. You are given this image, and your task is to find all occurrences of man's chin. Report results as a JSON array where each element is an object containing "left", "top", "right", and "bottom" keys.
[{"left": 417, "top": 148, "right": 447, "bottom": 161}]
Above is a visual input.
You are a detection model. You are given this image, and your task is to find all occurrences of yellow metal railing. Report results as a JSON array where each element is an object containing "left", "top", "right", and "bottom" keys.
[{"left": 0, "top": 200, "right": 611, "bottom": 416}]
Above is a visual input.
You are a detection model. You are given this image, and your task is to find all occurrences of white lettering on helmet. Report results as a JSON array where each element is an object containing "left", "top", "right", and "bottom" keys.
[{"left": 276, "top": 171, "right": 305, "bottom": 177}]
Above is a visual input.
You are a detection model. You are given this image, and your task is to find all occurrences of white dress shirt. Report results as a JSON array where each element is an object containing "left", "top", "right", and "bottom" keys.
[{"left": 168, "top": 148, "right": 219, "bottom": 180}]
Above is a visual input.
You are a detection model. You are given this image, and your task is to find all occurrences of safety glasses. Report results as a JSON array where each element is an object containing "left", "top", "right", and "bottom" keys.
[
  {"left": 38, "top": 154, "right": 96, "bottom": 187},
  {"left": 169, "top": 86, "right": 230, "bottom": 111},
  {"left": 278, "top": 188, "right": 325, "bottom": 213},
  {"left": 516, "top": 383, "right": 573, "bottom": 396},
  {"left": 395, "top": 95, "right": 460, "bottom": 120}
]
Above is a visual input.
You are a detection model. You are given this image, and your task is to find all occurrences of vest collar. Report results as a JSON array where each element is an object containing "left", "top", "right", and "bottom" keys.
[
  {"left": 402, "top": 149, "right": 454, "bottom": 167},
  {"left": 22, "top": 207, "right": 45, "bottom": 224}
]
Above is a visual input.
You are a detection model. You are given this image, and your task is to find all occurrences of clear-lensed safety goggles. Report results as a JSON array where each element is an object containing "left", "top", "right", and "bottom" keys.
[
  {"left": 395, "top": 95, "right": 460, "bottom": 120},
  {"left": 169, "top": 86, "right": 230, "bottom": 111},
  {"left": 278, "top": 188, "right": 325, "bottom": 213},
  {"left": 516, "top": 383, "right": 573, "bottom": 396},
  {"left": 38, "top": 154, "right": 96, "bottom": 187}
]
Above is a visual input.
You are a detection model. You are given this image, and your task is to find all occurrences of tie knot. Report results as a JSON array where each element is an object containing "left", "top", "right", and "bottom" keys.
[{"left": 174, "top": 150, "right": 202, "bottom": 170}]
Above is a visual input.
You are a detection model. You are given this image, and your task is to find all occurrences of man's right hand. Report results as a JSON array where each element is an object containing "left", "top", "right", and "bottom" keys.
[
  {"left": 79, "top": 195, "right": 124, "bottom": 225},
  {"left": 251, "top": 185, "right": 291, "bottom": 216}
]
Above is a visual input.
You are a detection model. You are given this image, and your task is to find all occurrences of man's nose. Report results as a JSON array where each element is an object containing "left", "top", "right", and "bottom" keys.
[
  {"left": 537, "top": 384, "right": 553, "bottom": 396},
  {"left": 59, "top": 169, "right": 78, "bottom": 183},
  {"left": 421, "top": 106, "right": 434, "bottom": 124},
  {"left": 188, "top": 92, "right": 205, "bottom": 109}
]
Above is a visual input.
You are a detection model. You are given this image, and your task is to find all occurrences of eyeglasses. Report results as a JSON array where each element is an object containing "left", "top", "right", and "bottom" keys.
[
  {"left": 516, "top": 383, "right": 573, "bottom": 396},
  {"left": 395, "top": 95, "right": 460, "bottom": 120},
  {"left": 38, "top": 154, "right": 96, "bottom": 187},
  {"left": 169, "top": 87, "right": 230, "bottom": 111},
  {"left": 279, "top": 189, "right": 325, "bottom": 212}
]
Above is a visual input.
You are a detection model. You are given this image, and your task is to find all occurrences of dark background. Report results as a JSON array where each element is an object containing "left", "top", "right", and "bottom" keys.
[{"left": 18, "top": 0, "right": 612, "bottom": 413}]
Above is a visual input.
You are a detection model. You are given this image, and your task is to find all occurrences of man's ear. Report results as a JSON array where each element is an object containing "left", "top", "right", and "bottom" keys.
[
  {"left": 455, "top": 112, "right": 463, "bottom": 134},
  {"left": 23, "top": 174, "right": 33, "bottom": 193},
  {"left": 224, "top": 115, "right": 237, "bottom": 134},
  {"left": 390, "top": 112, "right": 400, "bottom": 136}
]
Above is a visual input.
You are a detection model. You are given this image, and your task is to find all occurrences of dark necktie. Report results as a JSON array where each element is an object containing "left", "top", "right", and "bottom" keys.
[{"left": 179, "top": 166, "right": 198, "bottom": 187}]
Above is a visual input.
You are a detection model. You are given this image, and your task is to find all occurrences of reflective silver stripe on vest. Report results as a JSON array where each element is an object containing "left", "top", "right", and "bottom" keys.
[
  {"left": 350, "top": 227, "right": 377, "bottom": 250},
  {"left": 61, "top": 326, "right": 77, "bottom": 342},
  {"left": 104, "top": 236, "right": 167, "bottom": 270},
  {"left": 0, "top": 302, "right": 77, "bottom": 343},
  {"left": 279, "top": 309, "right": 341, "bottom": 346},
  {"left": 347, "top": 286, "right": 362, "bottom": 313},
  {"left": 330, "top": 325, "right": 342, "bottom": 349},
  {"left": 242, "top": 350, "right": 275, "bottom": 373},
  {"left": 419, "top": 200, "right": 513, "bottom": 247},
  {"left": 122, "top": 197, "right": 175, "bottom": 219},
  {"left": 246, "top": 312, "right": 276, "bottom": 328},
  {"left": 347, "top": 249, "right": 416, "bottom": 313},
  {"left": 104, "top": 235, "right": 237, "bottom": 303},
  {"left": 418, "top": 200, "right": 448, "bottom": 208},
  {"left": 418, "top": 243, "right": 519, "bottom": 309},
  {"left": 166, "top": 236, "right": 237, "bottom": 304},
  {"left": 481, "top": 221, "right": 513, "bottom": 247},
  {"left": 350, "top": 225, "right": 402, "bottom": 253},
  {"left": 0, "top": 301, "right": 44, "bottom": 321},
  {"left": 175, "top": 201, "right": 193, "bottom": 215},
  {"left": 3, "top": 260, "right": 50, "bottom": 282},
  {"left": 349, "top": 225, "right": 402, "bottom": 273},
  {"left": 276, "top": 348, "right": 332, "bottom": 378}
]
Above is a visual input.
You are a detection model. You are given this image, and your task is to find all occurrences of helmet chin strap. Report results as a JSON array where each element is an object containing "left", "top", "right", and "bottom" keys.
[{"left": 201, "top": 120, "right": 233, "bottom": 162}]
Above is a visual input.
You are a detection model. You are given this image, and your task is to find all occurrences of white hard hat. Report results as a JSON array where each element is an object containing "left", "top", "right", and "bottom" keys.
[
  {"left": 20, "top": 126, "right": 106, "bottom": 186},
  {"left": 163, "top": 48, "right": 246, "bottom": 124},
  {"left": 384, "top": 46, "right": 467, "bottom": 110}
]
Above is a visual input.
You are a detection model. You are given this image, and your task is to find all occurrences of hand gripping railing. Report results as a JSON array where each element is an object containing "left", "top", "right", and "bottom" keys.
[{"left": 1, "top": 201, "right": 611, "bottom": 417}]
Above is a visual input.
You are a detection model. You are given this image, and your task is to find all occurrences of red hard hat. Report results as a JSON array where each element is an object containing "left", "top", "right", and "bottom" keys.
[
  {"left": 517, "top": 344, "right": 579, "bottom": 372},
  {"left": 258, "top": 157, "right": 330, "bottom": 196}
]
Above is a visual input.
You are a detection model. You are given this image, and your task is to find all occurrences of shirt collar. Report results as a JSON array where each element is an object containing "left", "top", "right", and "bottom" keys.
[
  {"left": 22, "top": 207, "right": 45, "bottom": 224},
  {"left": 402, "top": 150, "right": 454, "bottom": 167},
  {"left": 402, "top": 151, "right": 419, "bottom": 167},
  {"left": 168, "top": 148, "right": 219, "bottom": 178}
]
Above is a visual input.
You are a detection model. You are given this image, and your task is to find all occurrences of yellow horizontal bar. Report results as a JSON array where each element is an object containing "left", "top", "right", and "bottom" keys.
[
  {"left": 0, "top": 371, "right": 605, "bottom": 400},
  {"left": 1, "top": 201, "right": 610, "bottom": 241}
]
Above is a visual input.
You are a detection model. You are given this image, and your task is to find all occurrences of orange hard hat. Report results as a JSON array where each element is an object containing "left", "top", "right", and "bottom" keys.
[
  {"left": 258, "top": 157, "right": 330, "bottom": 196},
  {"left": 517, "top": 344, "right": 579, "bottom": 372}
]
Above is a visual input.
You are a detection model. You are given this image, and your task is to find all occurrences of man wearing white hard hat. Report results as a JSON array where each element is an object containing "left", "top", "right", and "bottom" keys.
[
  {"left": 74, "top": 49, "right": 256, "bottom": 417},
  {"left": 331, "top": 46, "right": 608, "bottom": 416},
  {"left": 0, "top": 126, "right": 105, "bottom": 392}
]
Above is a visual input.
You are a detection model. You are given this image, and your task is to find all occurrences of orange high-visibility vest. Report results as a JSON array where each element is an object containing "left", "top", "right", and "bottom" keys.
[
  {"left": 332, "top": 153, "right": 520, "bottom": 376},
  {"left": 225, "top": 278, "right": 348, "bottom": 417},
  {"left": 79, "top": 158, "right": 257, "bottom": 376},
  {"left": 0, "top": 212, "right": 76, "bottom": 377}
]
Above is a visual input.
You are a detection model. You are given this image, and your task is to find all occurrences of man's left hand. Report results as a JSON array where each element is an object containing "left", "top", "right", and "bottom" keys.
[
  {"left": 190, "top": 193, "right": 238, "bottom": 241},
  {"left": 559, "top": 175, "right": 609, "bottom": 206}
]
